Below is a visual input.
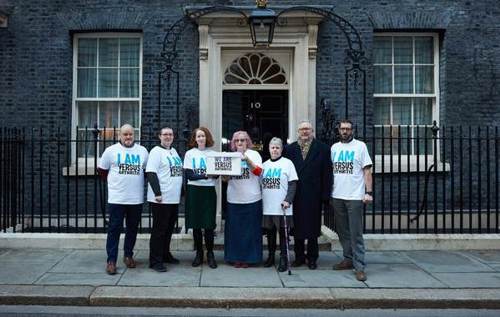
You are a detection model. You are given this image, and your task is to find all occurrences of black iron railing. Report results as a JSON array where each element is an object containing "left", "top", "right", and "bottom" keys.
[
  {"left": 1, "top": 125, "right": 499, "bottom": 234},
  {"left": 330, "top": 124, "right": 499, "bottom": 234}
]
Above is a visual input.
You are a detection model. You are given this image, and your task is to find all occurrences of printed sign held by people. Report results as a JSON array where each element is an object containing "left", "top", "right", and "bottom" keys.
[{"left": 206, "top": 152, "right": 242, "bottom": 176}]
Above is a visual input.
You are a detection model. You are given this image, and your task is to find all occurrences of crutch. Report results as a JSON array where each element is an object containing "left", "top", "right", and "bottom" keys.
[{"left": 281, "top": 204, "right": 292, "bottom": 275}]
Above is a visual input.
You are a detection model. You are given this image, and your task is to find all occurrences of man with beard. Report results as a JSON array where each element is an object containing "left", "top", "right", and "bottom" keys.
[
  {"left": 284, "top": 121, "right": 332, "bottom": 270},
  {"left": 98, "top": 124, "right": 149, "bottom": 275},
  {"left": 330, "top": 119, "right": 373, "bottom": 281}
]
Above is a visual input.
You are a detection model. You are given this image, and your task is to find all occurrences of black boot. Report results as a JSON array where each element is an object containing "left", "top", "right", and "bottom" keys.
[
  {"left": 206, "top": 251, "right": 218, "bottom": 269},
  {"left": 277, "top": 255, "right": 288, "bottom": 272},
  {"left": 204, "top": 229, "right": 217, "bottom": 269},
  {"left": 192, "top": 229, "right": 204, "bottom": 267},
  {"left": 264, "top": 227, "right": 277, "bottom": 267},
  {"left": 192, "top": 251, "right": 203, "bottom": 267}
]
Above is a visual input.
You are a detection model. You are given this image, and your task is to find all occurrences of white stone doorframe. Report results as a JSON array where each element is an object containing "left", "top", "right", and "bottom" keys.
[{"left": 196, "top": 13, "right": 324, "bottom": 228}]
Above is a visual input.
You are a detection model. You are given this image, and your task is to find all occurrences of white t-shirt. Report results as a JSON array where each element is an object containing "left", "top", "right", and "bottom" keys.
[
  {"left": 227, "top": 149, "right": 262, "bottom": 204},
  {"left": 146, "top": 146, "right": 183, "bottom": 204},
  {"left": 261, "top": 157, "right": 298, "bottom": 216},
  {"left": 331, "top": 139, "right": 373, "bottom": 200},
  {"left": 98, "top": 142, "right": 149, "bottom": 205},
  {"left": 183, "top": 147, "right": 217, "bottom": 187}
]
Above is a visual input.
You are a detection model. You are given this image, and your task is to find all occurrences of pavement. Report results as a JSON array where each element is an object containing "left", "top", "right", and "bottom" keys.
[{"left": 1, "top": 248, "right": 500, "bottom": 309}]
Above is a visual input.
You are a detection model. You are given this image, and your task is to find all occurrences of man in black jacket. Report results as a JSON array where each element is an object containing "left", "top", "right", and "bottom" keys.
[{"left": 284, "top": 121, "right": 333, "bottom": 269}]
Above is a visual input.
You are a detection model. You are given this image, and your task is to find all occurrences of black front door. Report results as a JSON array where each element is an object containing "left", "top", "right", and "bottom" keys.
[{"left": 222, "top": 90, "right": 288, "bottom": 161}]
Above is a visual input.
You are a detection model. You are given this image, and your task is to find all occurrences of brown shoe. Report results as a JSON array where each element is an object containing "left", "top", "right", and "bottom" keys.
[
  {"left": 333, "top": 259, "right": 354, "bottom": 270},
  {"left": 106, "top": 261, "right": 117, "bottom": 275},
  {"left": 355, "top": 270, "right": 367, "bottom": 282},
  {"left": 123, "top": 256, "right": 136, "bottom": 268}
]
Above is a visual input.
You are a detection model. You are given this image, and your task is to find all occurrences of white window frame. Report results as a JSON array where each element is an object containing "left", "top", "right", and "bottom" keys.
[
  {"left": 67, "top": 33, "right": 143, "bottom": 175},
  {"left": 373, "top": 32, "right": 445, "bottom": 173}
]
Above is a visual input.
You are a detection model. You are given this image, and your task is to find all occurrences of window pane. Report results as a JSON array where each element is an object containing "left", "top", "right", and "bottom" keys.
[
  {"left": 415, "top": 65, "right": 434, "bottom": 93},
  {"left": 77, "top": 101, "right": 97, "bottom": 128},
  {"left": 374, "top": 66, "right": 392, "bottom": 93},
  {"left": 77, "top": 68, "right": 97, "bottom": 97},
  {"left": 77, "top": 130, "right": 96, "bottom": 158},
  {"left": 414, "top": 98, "right": 433, "bottom": 125},
  {"left": 373, "top": 37, "right": 392, "bottom": 64},
  {"left": 374, "top": 98, "right": 391, "bottom": 125},
  {"left": 99, "top": 38, "right": 119, "bottom": 67},
  {"left": 394, "top": 37, "right": 412, "bottom": 64},
  {"left": 98, "top": 68, "right": 118, "bottom": 97},
  {"left": 78, "top": 39, "right": 97, "bottom": 67},
  {"left": 393, "top": 126, "right": 410, "bottom": 155},
  {"left": 415, "top": 127, "right": 433, "bottom": 155},
  {"left": 415, "top": 36, "right": 434, "bottom": 64},
  {"left": 120, "top": 68, "right": 139, "bottom": 97},
  {"left": 392, "top": 98, "right": 412, "bottom": 125},
  {"left": 394, "top": 65, "right": 412, "bottom": 93},
  {"left": 120, "top": 101, "right": 140, "bottom": 127},
  {"left": 120, "top": 38, "right": 140, "bottom": 67},
  {"left": 374, "top": 127, "right": 392, "bottom": 155},
  {"left": 99, "top": 101, "right": 119, "bottom": 128}
]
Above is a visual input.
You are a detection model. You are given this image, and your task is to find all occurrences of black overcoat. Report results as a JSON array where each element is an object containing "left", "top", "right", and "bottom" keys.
[{"left": 284, "top": 139, "right": 333, "bottom": 239}]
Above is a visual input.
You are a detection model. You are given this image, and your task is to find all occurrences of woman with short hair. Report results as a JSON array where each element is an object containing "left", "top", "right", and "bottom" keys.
[
  {"left": 261, "top": 137, "right": 298, "bottom": 272},
  {"left": 146, "top": 127, "right": 183, "bottom": 272}
]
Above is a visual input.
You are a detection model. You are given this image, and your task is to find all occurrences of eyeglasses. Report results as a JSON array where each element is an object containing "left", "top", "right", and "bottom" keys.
[
  {"left": 235, "top": 139, "right": 246, "bottom": 143},
  {"left": 339, "top": 127, "right": 352, "bottom": 131},
  {"left": 160, "top": 133, "right": 173, "bottom": 136}
]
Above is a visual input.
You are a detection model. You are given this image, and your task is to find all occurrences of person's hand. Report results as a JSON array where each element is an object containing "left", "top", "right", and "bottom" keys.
[
  {"left": 221, "top": 175, "right": 230, "bottom": 182},
  {"left": 281, "top": 201, "right": 290, "bottom": 209},
  {"left": 362, "top": 194, "right": 373, "bottom": 204},
  {"left": 242, "top": 153, "right": 249, "bottom": 162},
  {"left": 155, "top": 195, "right": 162, "bottom": 202}
]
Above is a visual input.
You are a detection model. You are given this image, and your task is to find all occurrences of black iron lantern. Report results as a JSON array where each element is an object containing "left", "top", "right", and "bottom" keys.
[{"left": 248, "top": 1, "right": 276, "bottom": 47}]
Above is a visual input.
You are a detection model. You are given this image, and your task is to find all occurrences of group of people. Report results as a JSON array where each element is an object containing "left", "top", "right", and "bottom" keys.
[{"left": 97, "top": 119, "right": 373, "bottom": 282}]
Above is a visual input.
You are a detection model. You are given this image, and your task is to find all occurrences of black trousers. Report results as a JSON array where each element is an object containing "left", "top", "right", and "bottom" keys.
[
  {"left": 294, "top": 238, "right": 319, "bottom": 262},
  {"left": 149, "top": 203, "right": 178, "bottom": 266}
]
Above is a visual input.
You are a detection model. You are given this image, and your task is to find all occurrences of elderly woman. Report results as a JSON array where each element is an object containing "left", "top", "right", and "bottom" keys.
[
  {"left": 223, "top": 131, "right": 264, "bottom": 268},
  {"left": 262, "top": 137, "right": 298, "bottom": 272},
  {"left": 183, "top": 127, "right": 218, "bottom": 269}
]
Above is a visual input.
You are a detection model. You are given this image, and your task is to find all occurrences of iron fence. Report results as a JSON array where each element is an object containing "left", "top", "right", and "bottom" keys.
[{"left": 1, "top": 125, "right": 499, "bottom": 234}]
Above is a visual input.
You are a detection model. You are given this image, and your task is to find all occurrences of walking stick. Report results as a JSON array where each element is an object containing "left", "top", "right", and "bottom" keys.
[{"left": 281, "top": 204, "right": 292, "bottom": 275}]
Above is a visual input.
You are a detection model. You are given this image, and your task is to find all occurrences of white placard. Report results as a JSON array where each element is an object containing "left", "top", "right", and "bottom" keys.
[{"left": 206, "top": 152, "right": 242, "bottom": 176}]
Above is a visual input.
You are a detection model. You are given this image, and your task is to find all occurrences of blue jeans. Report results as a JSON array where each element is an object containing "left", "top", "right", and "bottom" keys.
[
  {"left": 331, "top": 198, "right": 365, "bottom": 272},
  {"left": 106, "top": 203, "right": 142, "bottom": 263}
]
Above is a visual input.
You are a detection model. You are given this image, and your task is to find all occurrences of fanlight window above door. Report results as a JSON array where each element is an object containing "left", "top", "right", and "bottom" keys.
[{"left": 223, "top": 53, "right": 287, "bottom": 85}]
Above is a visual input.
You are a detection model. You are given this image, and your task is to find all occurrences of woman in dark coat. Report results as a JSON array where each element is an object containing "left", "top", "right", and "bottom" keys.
[{"left": 284, "top": 121, "right": 332, "bottom": 269}]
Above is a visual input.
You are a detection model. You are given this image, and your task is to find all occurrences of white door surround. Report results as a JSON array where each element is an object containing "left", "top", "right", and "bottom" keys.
[{"left": 196, "top": 11, "right": 324, "bottom": 149}]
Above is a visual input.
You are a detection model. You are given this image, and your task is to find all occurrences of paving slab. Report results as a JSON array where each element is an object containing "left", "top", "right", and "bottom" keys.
[
  {"left": 90, "top": 286, "right": 334, "bottom": 308},
  {"left": 432, "top": 272, "right": 500, "bottom": 288},
  {"left": 119, "top": 265, "right": 201, "bottom": 287},
  {"left": 200, "top": 264, "right": 282, "bottom": 288},
  {"left": 0, "top": 285, "right": 93, "bottom": 306},
  {"left": 0, "top": 261, "right": 55, "bottom": 284},
  {"left": 487, "top": 264, "right": 500, "bottom": 272},
  {"left": 280, "top": 268, "right": 366, "bottom": 288},
  {"left": 334, "top": 251, "right": 412, "bottom": 264},
  {"left": 35, "top": 273, "right": 120, "bottom": 286},
  {"left": 363, "top": 263, "right": 446, "bottom": 288},
  {"left": 0, "top": 248, "right": 70, "bottom": 264},
  {"left": 465, "top": 250, "right": 500, "bottom": 264},
  {"left": 404, "top": 250, "right": 494, "bottom": 273},
  {"left": 49, "top": 250, "right": 109, "bottom": 273}
]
